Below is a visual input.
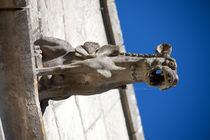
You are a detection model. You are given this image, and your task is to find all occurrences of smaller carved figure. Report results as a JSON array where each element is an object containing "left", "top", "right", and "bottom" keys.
[{"left": 34, "top": 37, "right": 178, "bottom": 101}]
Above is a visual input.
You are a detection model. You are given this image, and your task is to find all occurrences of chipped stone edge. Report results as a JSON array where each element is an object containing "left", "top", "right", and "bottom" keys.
[{"left": 100, "top": 0, "right": 145, "bottom": 140}]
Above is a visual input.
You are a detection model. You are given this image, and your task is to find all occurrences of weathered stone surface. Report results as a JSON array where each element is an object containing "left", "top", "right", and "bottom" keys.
[
  {"left": 99, "top": 89, "right": 120, "bottom": 114},
  {"left": 37, "top": 0, "right": 65, "bottom": 39},
  {"left": 104, "top": 100, "right": 129, "bottom": 140},
  {"left": 42, "top": 101, "right": 60, "bottom": 140},
  {"left": 52, "top": 97, "right": 86, "bottom": 140},
  {"left": 76, "top": 95, "right": 102, "bottom": 130},
  {"left": 62, "top": 0, "right": 107, "bottom": 46},
  {"left": 86, "top": 116, "right": 108, "bottom": 140},
  {"left": 28, "top": 0, "right": 40, "bottom": 42},
  {"left": 0, "top": 10, "right": 44, "bottom": 140}
]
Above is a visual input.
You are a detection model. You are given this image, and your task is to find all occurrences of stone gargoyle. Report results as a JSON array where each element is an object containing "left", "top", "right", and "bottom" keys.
[{"left": 34, "top": 37, "right": 178, "bottom": 101}]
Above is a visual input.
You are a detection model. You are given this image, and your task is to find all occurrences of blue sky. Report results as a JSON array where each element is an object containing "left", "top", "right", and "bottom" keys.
[{"left": 115, "top": 0, "right": 210, "bottom": 139}]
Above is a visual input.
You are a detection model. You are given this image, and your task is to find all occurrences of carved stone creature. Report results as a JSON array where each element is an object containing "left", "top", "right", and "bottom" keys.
[{"left": 34, "top": 37, "right": 178, "bottom": 101}]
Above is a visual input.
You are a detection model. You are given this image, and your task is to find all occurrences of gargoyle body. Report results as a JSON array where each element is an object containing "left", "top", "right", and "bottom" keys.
[{"left": 34, "top": 37, "right": 178, "bottom": 101}]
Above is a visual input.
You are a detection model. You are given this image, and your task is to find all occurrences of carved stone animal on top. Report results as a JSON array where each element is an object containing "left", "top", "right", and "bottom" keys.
[{"left": 34, "top": 37, "right": 178, "bottom": 101}]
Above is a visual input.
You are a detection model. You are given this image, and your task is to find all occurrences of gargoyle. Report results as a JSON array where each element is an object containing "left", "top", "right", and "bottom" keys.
[{"left": 34, "top": 37, "right": 178, "bottom": 101}]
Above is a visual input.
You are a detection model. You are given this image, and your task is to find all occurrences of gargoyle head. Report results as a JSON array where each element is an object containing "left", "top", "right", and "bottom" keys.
[{"left": 144, "top": 43, "right": 178, "bottom": 90}]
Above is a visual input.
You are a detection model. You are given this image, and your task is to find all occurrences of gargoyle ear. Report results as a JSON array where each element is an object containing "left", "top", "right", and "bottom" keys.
[{"left": 155, "top": 43, "right": 172, "bottom": 57}]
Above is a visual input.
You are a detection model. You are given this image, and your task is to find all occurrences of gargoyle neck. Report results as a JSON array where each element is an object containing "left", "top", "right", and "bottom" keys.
[{"left": 111, "top": 56, "right": 152, "bottom": 85}]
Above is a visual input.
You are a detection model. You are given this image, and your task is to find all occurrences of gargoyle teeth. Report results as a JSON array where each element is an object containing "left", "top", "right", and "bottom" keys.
[{"left": 125, "top": 53, "right": 132, "bottom": 56}]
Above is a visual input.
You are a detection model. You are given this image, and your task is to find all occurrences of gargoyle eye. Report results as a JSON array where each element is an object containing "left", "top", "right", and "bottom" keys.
[{"left": 168, "top": 61, "right": 175, "bottom": 69}]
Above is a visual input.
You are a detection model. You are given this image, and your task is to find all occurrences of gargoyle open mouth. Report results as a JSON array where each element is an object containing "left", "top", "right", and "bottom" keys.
[
  {"left": 146, "top": 68, "right": 176, "bottom": 90},
  {"left": 148, "top": 69, "right": 165, "bottom": 86}
]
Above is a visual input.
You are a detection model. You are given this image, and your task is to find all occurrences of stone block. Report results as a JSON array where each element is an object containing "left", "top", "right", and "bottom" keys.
[
  {"left": 62, "top": 0, "right": 107, "bottom": 46},
  {"left": 28, "top": 0, "right": 40, "bottom": 41},
  {"left": 75, "top": 95, "right": 102, "bottom": 130},
  {"left": 37, "top": 0, "right": 65, "bottom": 39},
  {"left": 42, "top": 102, "right": 60, "bottom": 140},
  {"left": 86, "top": 116, "right": 108, "bottom": 140},
  {"left": 52, "top": 96, "right": 85, "bottom": 140},
  {"left": 99, "top": 89, "right": 120, "bottom": 114},
  {"left": 104, "top": 100, "right": 129, "bottom": 140}
]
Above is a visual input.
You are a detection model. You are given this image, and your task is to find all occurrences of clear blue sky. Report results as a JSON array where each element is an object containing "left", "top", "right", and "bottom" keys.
[{"left": 115, "top": 0, "right": 210, "bottom": 139}]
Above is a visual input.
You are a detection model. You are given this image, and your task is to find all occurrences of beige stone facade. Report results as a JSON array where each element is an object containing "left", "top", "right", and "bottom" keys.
[{"left": 0, "top": 0, "right": 144, "bottom": 139}]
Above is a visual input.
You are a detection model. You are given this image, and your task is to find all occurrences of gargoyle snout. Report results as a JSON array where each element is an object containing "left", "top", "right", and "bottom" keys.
[
  {"left": 159, "top": 66, "right": 178, "bottom": 90},
  {"left": 170, "top": 74, "right": 179, "bottom": 88}
]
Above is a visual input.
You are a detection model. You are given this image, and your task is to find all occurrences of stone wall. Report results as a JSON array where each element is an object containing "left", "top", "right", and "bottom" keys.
[
  {"left": 31, "top": 0, "right": 130, "bottom": 139},
  {"left": 0, "top": 0, "right": 144, "bottom": 139}
]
